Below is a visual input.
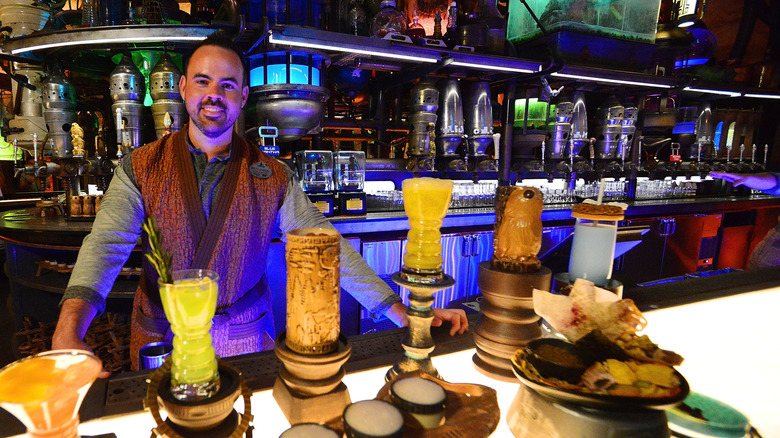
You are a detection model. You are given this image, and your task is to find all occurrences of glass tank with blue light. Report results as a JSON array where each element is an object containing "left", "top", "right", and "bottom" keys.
[
  {"left": 507, "top": 0, "right": 662, "bottom": 43},
  {"left": 248, "top": 51, "right": 326, "bottom": 88}
]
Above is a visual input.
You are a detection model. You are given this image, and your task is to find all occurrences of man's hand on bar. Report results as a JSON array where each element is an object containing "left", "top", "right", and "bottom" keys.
[
  {"left": 52, "top": 298, "right": 112, "bottom": 378},
  {"left": 386, "top": 302, "right": 469, "bottom": 336},
  {"left": 709, "top": 171, "right": 779, "bottom": 191}
]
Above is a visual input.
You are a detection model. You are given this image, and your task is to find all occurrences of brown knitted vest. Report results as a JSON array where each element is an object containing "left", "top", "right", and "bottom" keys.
[{"left": 129, "top": 128, "right": 287, "bottom": 368}]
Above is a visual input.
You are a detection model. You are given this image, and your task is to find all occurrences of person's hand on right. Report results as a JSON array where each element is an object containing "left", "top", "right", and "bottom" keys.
[{"left": 709, "top": 172, "right": 779, "bottom": 192}]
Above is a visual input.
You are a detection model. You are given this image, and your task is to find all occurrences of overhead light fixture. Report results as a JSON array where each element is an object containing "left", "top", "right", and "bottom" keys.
[
  {"left": 10, "top": 36, "right": 207, "bottom": 55},
  {"left": 449, "top": 61, "right": 535, "bottom": 74},
  {"left": 683, "top": 86, "right": 741, "bottom": 97},
  {"left": 551, "top": 72, "right": 671, "bottom": 88},
  {"left": 744, "top": 93, "right": 780, "bottom": 100},
  {"left": 268, "top": 33, "right": 438, "bottom": 64}
]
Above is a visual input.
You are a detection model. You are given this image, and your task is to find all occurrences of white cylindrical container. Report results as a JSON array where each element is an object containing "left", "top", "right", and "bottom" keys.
[
  {"left": 390, "top": 376, "right": 447, "bottom": 429},
  {"left": 568, "top": 218, "right": 618, "bottom": 286},
  {"left": 343, "top": 399, "right": 404, "bottom": 438}
]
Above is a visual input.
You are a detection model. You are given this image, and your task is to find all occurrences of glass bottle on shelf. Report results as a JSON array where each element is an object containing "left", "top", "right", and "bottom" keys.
[
  {"left": 370, "top": 0, "right": 407, "bottom": 38},
  {"left": 443, "top": 1, "right": 458, "bottom": 47},
  {"left": 433, "top": 10, "right": 443, "bottom": 39},
  {"left": 81, "top": 0, "right": 98, "bottom": 27},
  {"left": 346, "top": 0, "right": 368, "bottom": 35},
  {"left": 407, "top": 9, "right": 426, "bottom": 39},
  {"left": 479, "top": 0, "right": 506, "bottom": 54}
]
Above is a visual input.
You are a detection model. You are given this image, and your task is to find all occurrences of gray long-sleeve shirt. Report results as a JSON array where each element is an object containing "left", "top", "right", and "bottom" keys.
[{"left": 62, "top": 143, "right": 400, "bottom": 320}]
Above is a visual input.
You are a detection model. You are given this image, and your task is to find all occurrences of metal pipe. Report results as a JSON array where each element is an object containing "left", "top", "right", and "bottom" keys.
[{"left": 499, "top": 80, "right": 515, "bottom": 186}]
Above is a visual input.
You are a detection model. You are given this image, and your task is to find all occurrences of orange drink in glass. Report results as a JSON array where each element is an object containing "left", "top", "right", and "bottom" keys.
[
  {"left": 402, "top": 177, "right": 453, "bottom": 282},
  {"left": 0, "top": 350, "right": 102, "bottom": 438}
]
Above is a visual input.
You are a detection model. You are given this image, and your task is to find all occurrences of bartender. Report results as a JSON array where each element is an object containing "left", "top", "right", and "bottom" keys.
[
  {"left": 710, "top": 171, "right": 780, "bottom": 268},
  {"left": 52, "top": 32, "right": 468, "bottom": 371}
]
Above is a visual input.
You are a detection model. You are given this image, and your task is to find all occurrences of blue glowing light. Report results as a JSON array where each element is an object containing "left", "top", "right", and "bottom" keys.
[
  {"left": 672, "top": 121, "right": 696, "bottom": 135},
  {"left": 250, "top": 64, "right": 321, "bottom": 87},
  {"left": 713, "top": 121, "right": 724, "bottom": 148}
]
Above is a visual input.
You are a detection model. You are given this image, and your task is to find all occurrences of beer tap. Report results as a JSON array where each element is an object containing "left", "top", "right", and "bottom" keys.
[
  {"left": 589, "top": 138, "right": 595, "bottom": 169},
  {"left": 764, "top": 144, "right": 769, "bottom": 167},
  {"left": 33, "top": 133, "right": 39, "bottom": 169},
  {"left": 115, "top": 108, "right": 124, "bottom": 159},
  {"left": 725, "top": 143, "right": 734, "bottom": 171},
  {"left": 738, "top": 144, "right": 750, "bottom": 172},
  {"left": 637, "top": 136, "right": 643, "bottom": 171},
  {"left": 567, "top": 138, "right": 576, "bottom": 192}
]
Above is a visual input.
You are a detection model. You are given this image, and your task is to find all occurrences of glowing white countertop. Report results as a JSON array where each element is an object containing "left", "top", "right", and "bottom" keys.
[{"left": 26, "top": 288, "right": 779, "bottom": 438}]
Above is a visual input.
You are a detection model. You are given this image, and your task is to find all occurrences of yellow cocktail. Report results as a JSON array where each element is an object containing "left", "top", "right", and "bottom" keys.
[
  {"left": 0, "top": 350, "right": 102, "bottom": 438},
  {"left": 402, "top": 177, "right": 453, "bottom": 281},
  {"left": 159, "top": 269, "right": 220, "bottom": 401}
]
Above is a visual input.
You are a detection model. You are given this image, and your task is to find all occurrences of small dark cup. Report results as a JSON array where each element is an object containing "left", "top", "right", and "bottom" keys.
[{"left": 525, "top": 338, "right": 591, "bottom": 384}]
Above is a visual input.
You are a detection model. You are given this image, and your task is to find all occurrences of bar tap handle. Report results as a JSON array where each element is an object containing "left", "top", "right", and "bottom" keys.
[
  {"left": 33, "top": 132, "right": 38, "bottom": 166},
  {"left": 751, "top": 144, "right": 756, "bottom": 163},
  {"left": 764, "top": 144, "right": 769, "bottom": 165},
  {"left": 620, "top": 138, "right": 626, "bottom": 168},
  {"left": 726, "top": 144, "right": 732, "bottom": 164},
  {"left": 589, "top": 138, "right": 595, "bottom": 168},
  {"left": 697, "top": 143, "right": 703, "bottom": 163},
  {"left": 637, "top": 136, "right": 643, "bottom": 170},
  {"left": 569, "top": 138, "right": 575, "bottom": 171},
  {"left": 115, "top": 108, "right": 123, "bottom": 159},
  {"left": 540, "top": 140, "right": 546, "bottom": 171},
  {"left": 739, "top": 144, "right": 745, "bottom": 163}
]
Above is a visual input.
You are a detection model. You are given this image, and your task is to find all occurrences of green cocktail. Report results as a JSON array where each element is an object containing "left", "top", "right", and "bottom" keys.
[{"left": 159, "top": 269, "right": 220, "bottom": 401}]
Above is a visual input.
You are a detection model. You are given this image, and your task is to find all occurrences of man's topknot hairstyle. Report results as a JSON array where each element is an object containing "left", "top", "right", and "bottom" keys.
[{"left": 184, "top": 31, "right": 248, "bottom": 85}]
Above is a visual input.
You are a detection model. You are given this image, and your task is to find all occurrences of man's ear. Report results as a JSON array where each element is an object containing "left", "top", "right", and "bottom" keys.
[
  {"left": 241, "top": 85, "right": 249, "bottom": 108},
  {"left": 179, "top": 75, "right": 187, "bottom": 99}
]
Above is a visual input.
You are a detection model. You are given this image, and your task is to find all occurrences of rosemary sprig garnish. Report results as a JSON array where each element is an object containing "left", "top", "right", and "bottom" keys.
[{"left": 142, "top": 217, "right": 172, "bottom": 284}]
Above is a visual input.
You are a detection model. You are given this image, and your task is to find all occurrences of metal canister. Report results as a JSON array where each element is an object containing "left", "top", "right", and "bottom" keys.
[
  {"left": 436, "top": 78, "right": 464, "bottom": 156},
  {"left": 149, "top": 54, "right": 187, "bottom": 139},
  {"left": 110, "top": 55, "right": 145, "bottom": 153},
  {"left": 408, "top": 79, "right": 439, "bottom": 158},
  {"left": 549, "top": 96, "right": 574, "bottom": 159},
  {"left": 618, "top": 107, "right": 638, "bottom": 162},
  {"left": 465, "top": 81, "right": 493, "bottom": 156},
  {"left": 593, "top": 96, "right": 624, "bottom": 159},
  {"left": 42, "top": 69, "right": 77, "bottom": 158}
]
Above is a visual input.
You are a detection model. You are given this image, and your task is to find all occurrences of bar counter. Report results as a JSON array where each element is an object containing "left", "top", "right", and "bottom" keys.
[
  {"left": 4, "top": 274, "right": 779, "bottom": 438},
  {"left": 1, "top": 194, "right": 778, "bottom": 242}
]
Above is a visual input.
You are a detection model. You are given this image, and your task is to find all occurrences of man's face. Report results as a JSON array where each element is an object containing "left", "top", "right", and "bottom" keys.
[{"left": 180, "top": 45, "right": 248, "bottom": 140}]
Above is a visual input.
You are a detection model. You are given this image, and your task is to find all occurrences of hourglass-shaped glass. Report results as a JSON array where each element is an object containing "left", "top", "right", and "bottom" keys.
[
  {"left": 389, "top": 177, "right": 455, "bottom": 380},
  {"left": 159, "top": 269, "right": 220, "bottom": 401}
]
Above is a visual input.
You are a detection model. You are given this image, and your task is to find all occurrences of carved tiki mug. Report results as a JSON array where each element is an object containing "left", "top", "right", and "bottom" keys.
[
  {"left": 493, "top": 186, "right": 543, "bottom": 273},
  {"left": 473, "top": 186, "right": 551, "bottom": 381},
  {"left": 285, "top": 228, "right": 341, "bottom": 355}
]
